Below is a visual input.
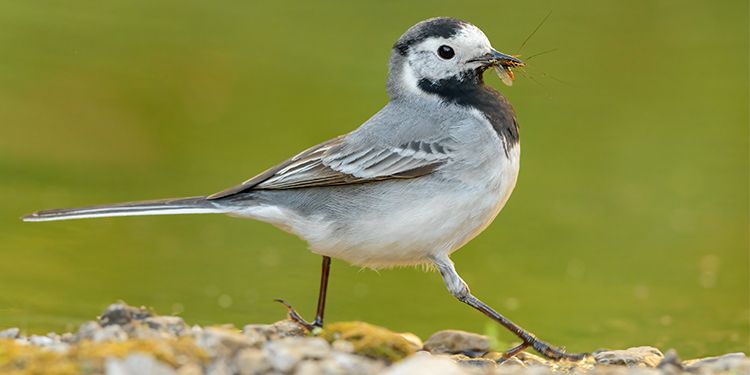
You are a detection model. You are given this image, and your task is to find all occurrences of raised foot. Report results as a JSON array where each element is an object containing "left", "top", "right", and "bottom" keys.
[
  {"left": 501, "top": 339, "right": 589, "bottom": 362},
  {"left": 274, "top": 299, "right": 323, "bottom": 332}
]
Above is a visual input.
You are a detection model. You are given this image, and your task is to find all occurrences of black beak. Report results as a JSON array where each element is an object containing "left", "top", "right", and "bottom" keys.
[{"left": 469, "top": 49, "right": 524, "bottom": 67}]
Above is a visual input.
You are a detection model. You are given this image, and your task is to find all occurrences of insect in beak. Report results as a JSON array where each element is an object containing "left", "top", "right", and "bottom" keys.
[{"left": 469, "top": 50, "right": 524, "bottom": 86}]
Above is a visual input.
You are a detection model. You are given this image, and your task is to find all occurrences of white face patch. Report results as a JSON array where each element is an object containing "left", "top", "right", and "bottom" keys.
[
  {"left": 406, "top": 24, "right": 495, "bottom": 82},
  {"left": 399, "top": 61, "right": 422, "bottom": 96}
]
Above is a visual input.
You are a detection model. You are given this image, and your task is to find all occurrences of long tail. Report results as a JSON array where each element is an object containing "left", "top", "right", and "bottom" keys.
[{"left": 22, "top": 196, "right": 225, "bottom": 222}]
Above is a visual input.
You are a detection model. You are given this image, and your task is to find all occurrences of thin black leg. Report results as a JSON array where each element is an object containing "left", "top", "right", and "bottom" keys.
[
  {"left": 462, "top": 294, "right": 586, "bottom": 360},
  {"left": 276, "top": 256, "right": 332, "bottom": 331},
  {"left": 431, "top": 255, "right": 588, "bottom": 361},
  {"left": 312, "top": 255, "right": 331, "bottom": 327}
]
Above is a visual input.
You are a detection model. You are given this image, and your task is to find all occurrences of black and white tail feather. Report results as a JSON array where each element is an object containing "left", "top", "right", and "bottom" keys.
[
  {"left": 21, "top": 129, "right": 452, "bottom": 224},
  {"left": 22, "top": 196, "right": 224, "bottom": 222}
]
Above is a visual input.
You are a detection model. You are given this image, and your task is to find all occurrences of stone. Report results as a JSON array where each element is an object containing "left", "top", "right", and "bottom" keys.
[
  {"left": 594, "top": 346, "right": 664, "bottom": 367},
  {"left": 0, "top": 328, "right": 20, "bottom": 339},
  {"left": 98, "top": 324, "right": 129, "bottom": 342},
  {"left": 263, "top": 337, "right": 331, "bottom": 372},
  {"left": 332, "top": 339, "right": 355, "bottom": 353},
  {"left": 194, "top": 326, "right": 255, "bottom": 358},
  {"left": 656, "top": 349, "right": 683, "bottom": 371},
  {"left": 243, "top": 320, "right": 305, "bottom": 342},
  {"left": 176, "top": 363, "right": 203, "bottom": 375},
  {"left": 241, "top": 325, "right": 270, "bottom": 346},
  {"left": 399, "top": 332, "right": 424, "bottom": 352},
  {"left": 497, "top": 355, "right": 525, "bottom": 367},
  {"left": 455, "top": 357, "right": 497, "bottom": 370},
  {"left": 516, "top": 352, "right": 548, "bottom": 366},
  {"left": 105, "top": 353, "right": 176, "bottom": 375},
  {"left": 482, "top": 351, "right": 504, "bottom": 362},
  {"left": 235, "top": 348, "right": 271, "bottom": 375},
  {"left": 497, "top": 365, "right": 555, "bottom": 375},
  {"left": 102, "top": 325, "right": 129, "bottom": 342},
  {"left": 145, "top": 316, "right": 189, "bottom": 337},
  {"left": 205, "top": 360, "right": 231, "bottom": 375},
  {"left": 60, "top": 332, "right": 75, "bottom": 343},
  {"left": 99, "top": 303, "right": 153, "bottom": 326},
  {"left": 684, "top": 352, "right": 749, "bottom": 373},
  {"left": 382, "top": 351, "right": 466, "bottom": 375},
  {"left": 320, "top": 352, "right": 385, "bottom": 375},
  {"left": 295, "top": 359, "right": 323, "bottom": 375},
  {"left": 122, "top": 321, "right": 163, "bottom": 340},
  {"left": 8, "top": 301, "right": 750, "bottom": 375},
  {"left": 423, "top": 330, "right": 491, "bottom": 357},
  {"left": 76, "top": 321, "right": 101, "bottom": 340},
  {"left": 28, "top": 335, "right": 55, "bottom": 346},
  {"left": 271, "top": 319, "right": 307, "bottom": 338},
  {"left": 76, "top": 321, "right": 128, "bottom": 342}
]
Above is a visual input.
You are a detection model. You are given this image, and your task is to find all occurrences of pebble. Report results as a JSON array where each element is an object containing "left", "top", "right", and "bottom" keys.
[
  {"left": 383, "top": 352, "right": 466, "bottom": 375},
  {"left": 399, "top": 332, "right": 424, "bottom": 351},
  {"left": 454, "top": 356, "right": 497, "bottom": 370},
  {"left": 205, "top": 360, "right": 231, "bottom": 375},
  {"left": 106, "top": 353, "right": 176, "bottom": 375},
  {"left": 0, "top": 327, "right": 20, "bottom": 339},
  {"left": 498, "top": 356, "right": 526, "bottom": 367},
  {"left": 515, "top": 352, "right": 549, "bottom": 366},
  {"left": 194, "top": 326, "right": 256, "bottom": 358},
  {"left": 243, "top": 320, "right": 306, "bottom": 343},
  {"left": 295, "top": 359, "right": 323, "bottom": 375},
  {"left": 145, "top": 316, "right": 189, "bottom": 337},
  {"left": 28, "top": 334, "right": 56, "bottom": 346},
  {"left": 263, "top": 336, "right": 330, "bottom": 372},
  {"left": 26, "top": 333, "right": 71, "bottom": 352},
  {"left": 99, "top": 303, "right": 153, "bottom": 326},
  {"left": 78, "top": 321, "right": 128, "bottom": 342},
  {"left": 684, "top": 352, "right": 750, "bottom": 373},
  {"left": 320, "top": 351, "right": 385, "bottom": 374},
  {"left": 235, "top": 348, "right": 271, "bottom": 375},
  {"left": 423, "top": 330, "right": 491, "bottom": 357},
  {"left": 656, "top": 349, "right": 683, "bottom": 371},
  {"left": 176, "top": 363, "right": 204, "bottom": 375},
  {"left": 595, "top": 346, "right": 664, "bottom": 367},
  {"left": 1, "top": 302, "right": 745, "bottom": 375},
  {"left": 101, "top": 324, "right": 131, "bottom": 342},
  {"left": 332, "top": 339, "right": 355, "bottom": 353}
]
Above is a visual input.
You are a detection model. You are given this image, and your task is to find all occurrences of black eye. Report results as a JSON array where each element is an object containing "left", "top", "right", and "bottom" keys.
[{"left": 437, "top": 45, "right": 455, "bottom": 59}]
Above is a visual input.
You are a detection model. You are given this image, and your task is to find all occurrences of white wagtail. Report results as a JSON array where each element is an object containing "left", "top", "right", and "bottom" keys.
[{"left": 23, "top": 17, "right": 586, "bottom": 361}]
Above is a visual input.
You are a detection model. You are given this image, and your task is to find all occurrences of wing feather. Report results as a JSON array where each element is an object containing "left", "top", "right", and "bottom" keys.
[{"left": 207, "top": 136, "right": 452, "bottom": 199}]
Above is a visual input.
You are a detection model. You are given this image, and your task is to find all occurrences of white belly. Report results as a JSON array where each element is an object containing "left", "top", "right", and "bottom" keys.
[{"left": 287, "top": 143, "right": 520, "bottom": 268}]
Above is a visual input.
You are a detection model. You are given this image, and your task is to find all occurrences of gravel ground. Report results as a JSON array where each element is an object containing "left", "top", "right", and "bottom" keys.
[{"left": 0, "top": 303, "right": 746, "bottom": 374}]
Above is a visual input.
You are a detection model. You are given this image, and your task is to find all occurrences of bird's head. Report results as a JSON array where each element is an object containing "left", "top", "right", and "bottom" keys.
[{"left": 388, "top": 17, "right": 523, "bottom": 99}]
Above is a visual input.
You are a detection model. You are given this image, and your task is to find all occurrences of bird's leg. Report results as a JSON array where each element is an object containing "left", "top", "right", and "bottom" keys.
[
  {"left": 430, "top": 255, "right": 588, "bottom": 361},
  {"left": 312, "top": 255, "right": 331, "bottom": 327},
  {"left": 275, "top": 256, "right": 331, "bottom": 332}
]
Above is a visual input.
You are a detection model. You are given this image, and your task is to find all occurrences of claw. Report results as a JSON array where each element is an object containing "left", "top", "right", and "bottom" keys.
[
  {"left": 498, "top": 340, "right": 589, "bottom": 362},
  {"left": 274, "top": 298, "right": 318, "bottom": 332},
  {"left": 535, "top": 342, "right": 589, "bottom": 361},
  {"left": 499, "top": 342, "right": 530, "bottom": 361}
]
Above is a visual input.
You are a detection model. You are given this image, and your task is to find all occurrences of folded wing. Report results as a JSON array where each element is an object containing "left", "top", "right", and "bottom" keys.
[{"left": 207, "top": 136, "right": 453, "bottom": 199}]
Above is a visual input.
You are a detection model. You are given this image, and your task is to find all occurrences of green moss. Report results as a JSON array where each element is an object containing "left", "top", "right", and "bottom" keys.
[
  {"left": 0, "top": 339, "right": 78, "bottom": 375},
  {"left": 322, "top": 322, "right": 417, "bottom": 362},
  {"left": 0, "top": 337, "right": 207, "bottom": 374},
  {"left": 72, "top": 337, "right": 208, "bottom": 367}
]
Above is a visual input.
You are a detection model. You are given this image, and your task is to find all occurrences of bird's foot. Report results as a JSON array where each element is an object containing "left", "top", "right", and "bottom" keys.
[
  {"left": 274, "top": 299, "right": 323, "bottom": 333},
  {"left": 498, "top": 342, "right": 530, "bottom": 361},
  {"left": 499, "top": 339, "right": 589, "bottom": 362}
]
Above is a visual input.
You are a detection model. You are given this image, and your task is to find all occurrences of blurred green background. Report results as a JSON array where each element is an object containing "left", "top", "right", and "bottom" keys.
[{"left": 0, "top": 0, "right": 747, "bottom": 358}]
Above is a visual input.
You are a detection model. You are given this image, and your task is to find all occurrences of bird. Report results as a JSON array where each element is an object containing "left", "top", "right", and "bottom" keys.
[{"left": 23, "top": 17, "right": 586, "bottom": 361}]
